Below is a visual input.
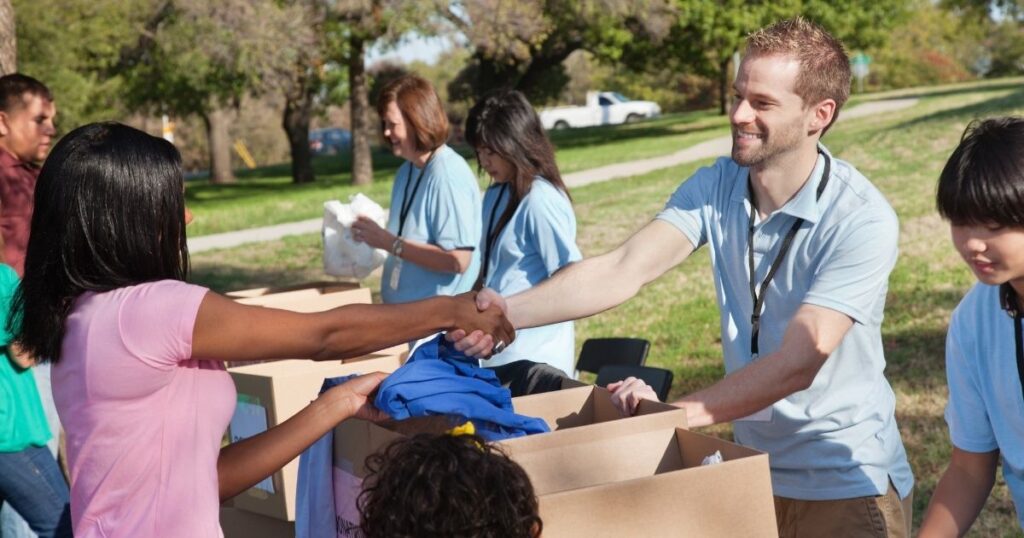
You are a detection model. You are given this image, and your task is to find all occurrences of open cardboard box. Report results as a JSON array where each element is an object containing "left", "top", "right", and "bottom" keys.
[
  {"left": 508, "top": 426, "right": 778, "bottom": 537},
  {"left": 334, "top": 384, "right": 689, "bottom": 472},
  {"left": 227, "top": 355, "right": 403, "bottom": 521},
  {"left": 328, "top": 385, "right": 691, "bottom": 534}
]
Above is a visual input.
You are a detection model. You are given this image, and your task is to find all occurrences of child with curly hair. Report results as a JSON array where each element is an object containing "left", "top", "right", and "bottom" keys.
[{"left": 358, "top": 431, "right": 541, "bottom": 538}]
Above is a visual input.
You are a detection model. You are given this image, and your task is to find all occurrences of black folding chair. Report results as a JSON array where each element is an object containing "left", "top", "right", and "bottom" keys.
[
  {"left": 595, "top": 364, "right": 673, "bottom": 402},
  {"left": 575, "top": 337, "right": 650, "bottom": 376}
]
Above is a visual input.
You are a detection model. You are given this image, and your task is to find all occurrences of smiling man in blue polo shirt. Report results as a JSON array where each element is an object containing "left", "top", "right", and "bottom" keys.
[{"left": 453, "top": 17, "right": 914, "bottom": 538}]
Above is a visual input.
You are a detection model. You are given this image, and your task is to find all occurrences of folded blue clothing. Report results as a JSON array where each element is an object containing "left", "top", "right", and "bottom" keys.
[{"left": 374, "top": 335, "right": 550, "bottom": 441}]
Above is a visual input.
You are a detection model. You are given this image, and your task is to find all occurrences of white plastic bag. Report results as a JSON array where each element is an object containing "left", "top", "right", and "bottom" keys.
[{"left": 322, "top": 193, "right": 388, "bottom": 279}]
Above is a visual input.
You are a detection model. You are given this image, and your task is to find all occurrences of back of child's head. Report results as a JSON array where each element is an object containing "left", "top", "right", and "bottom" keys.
[
  {"left": 937, "top": 116, "right": 1024, "bottom": 227},
  {"left": 358, "top": 432, "right": 541, "bottom": 538}
]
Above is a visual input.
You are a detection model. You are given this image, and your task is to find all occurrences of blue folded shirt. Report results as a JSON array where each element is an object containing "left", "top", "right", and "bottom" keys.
[{"left": 374, "top": 335, "right": 550, "bottom": 441}]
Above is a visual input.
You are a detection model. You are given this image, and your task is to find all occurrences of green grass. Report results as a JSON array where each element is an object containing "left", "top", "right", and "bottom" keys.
[
  {"left": 191, "top": 77, "right": 1024, "bottom": 534},
  {"left": 184, "top": 110, "right": 729, "bottom": 237}
]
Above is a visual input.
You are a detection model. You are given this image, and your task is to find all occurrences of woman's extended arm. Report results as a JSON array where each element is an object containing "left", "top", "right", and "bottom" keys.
[{"left": 192, "top": 291, "right": 513, "bottom": 363}]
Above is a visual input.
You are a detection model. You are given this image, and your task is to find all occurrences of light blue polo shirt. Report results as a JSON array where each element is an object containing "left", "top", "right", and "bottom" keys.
[
  {"left": 381, "top": 145, "right": 482, "bottom": 304},
  {"left": 479, "top": 179, "right": 581, "bottom": 376},
  {"left": 945, "top": 283, "right": 1024, "bottom": 528},
  {"left": 656, "top": 145, "right": 913, "bottom": 500}
]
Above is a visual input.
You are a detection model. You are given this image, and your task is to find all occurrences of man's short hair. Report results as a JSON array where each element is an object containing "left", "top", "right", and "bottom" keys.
[
  {"left": 936, "top": 117, "right": 1024, "bottom": 228},
  {"left": 745, "top": 17, "right": 851, "bottom": 126},
  {"left": 0, "top": 74, "right": 53, "bottom": 113},
  {"left": 375, "top": 74, "right": 450, "bottom": 152}
]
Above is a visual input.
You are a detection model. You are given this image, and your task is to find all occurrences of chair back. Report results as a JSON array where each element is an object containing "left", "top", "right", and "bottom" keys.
[
  {"left": 575, "top": 337, "right": 650, "bottom": 375},
  {"left": 595, "top": 364, "right": 673, "bottom": 402}
]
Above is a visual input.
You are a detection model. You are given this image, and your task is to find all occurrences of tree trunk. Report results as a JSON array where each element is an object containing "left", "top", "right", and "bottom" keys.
[
  {"left": 283, "top": 75, "right": 316, "bottom": 185},
  {"left": 203, "top": 107, "right": 235, "bottom": 184},
  {"left": 348, "top": 34, "right": 373, "bottom": 186},
  {"left": 719, "top": 58, "right": 730, "bottom": 116},
  {"left": 0, "top": 0, "right": 16, "bottom": 75}
]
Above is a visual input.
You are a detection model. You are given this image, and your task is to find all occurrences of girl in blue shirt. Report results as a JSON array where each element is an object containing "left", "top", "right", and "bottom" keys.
[
  {"left": 464, "top": 90, "right": 581, "bottom": 376},
  {"left": 921, "top": 117, "right": 1024, "bottom": 535}
]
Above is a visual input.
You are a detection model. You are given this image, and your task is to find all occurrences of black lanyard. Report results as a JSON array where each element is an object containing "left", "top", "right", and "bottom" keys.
[
  {"left": 1006, "top": 284, "right": 1024, "bottom": 402},
  {"left": 479, "top": 183, "right": 509, "bottom": 287},
  {"left": 1016, "top": 312, "right": 1023, "bottom": 402},
  {"left": 397, "top": 151, "right": 435, "bottom": 237},
  {"left": 747, "top": 151, "right": 830, "bottom": 358}
]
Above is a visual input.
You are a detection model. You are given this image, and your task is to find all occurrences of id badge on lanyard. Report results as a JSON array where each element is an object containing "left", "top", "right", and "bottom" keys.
[{"left": 389, "top": 259, "right": 402, "bottom": 290}]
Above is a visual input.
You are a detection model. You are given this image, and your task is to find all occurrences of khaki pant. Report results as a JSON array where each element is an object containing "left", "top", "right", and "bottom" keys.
[{"left": 774, "top": 482, "right": 913, "bottom": 538}]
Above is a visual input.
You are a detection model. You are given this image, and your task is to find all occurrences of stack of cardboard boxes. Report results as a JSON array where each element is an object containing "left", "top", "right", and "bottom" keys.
[
  {"left": 219, "top": 282, "right": 779, "bottom": 537},
  {"left": 330, "top": 385, "right": 778, "bottom": 538}
]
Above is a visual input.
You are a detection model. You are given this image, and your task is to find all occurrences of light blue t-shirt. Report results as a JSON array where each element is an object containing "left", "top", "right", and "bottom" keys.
[
  {"left": 656, "top": 146, "right": 913, "bottom": 500},
  {"left": 478, "top": 179, "right": 582, "bottom": 376},
  {"left": 945, "top": 283, "right": 1024, "bottom": 528},
  {"left": 381, "top": 145, "right": 482, "bottom": 304}
]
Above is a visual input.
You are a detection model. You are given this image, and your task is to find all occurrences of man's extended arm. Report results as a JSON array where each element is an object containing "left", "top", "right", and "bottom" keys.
[
  {"left": 507, "top": 219, "right": 695, "bottom": 328},
  {"left": 452, "top": 220, "right": 695, "bottom": 356},
  {"left": 671, "top": 303, "right": 854, "bottom": 427}
]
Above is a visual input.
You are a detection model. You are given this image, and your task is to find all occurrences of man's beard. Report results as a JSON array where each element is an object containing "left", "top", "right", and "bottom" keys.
[{"left": 731, "top": 120, "right": 804, "bottom": 168}]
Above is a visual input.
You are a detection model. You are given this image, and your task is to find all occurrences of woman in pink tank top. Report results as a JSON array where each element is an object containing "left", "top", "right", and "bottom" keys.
[{"left": 9, "top": 123, "right": 514, "bottom": 538}]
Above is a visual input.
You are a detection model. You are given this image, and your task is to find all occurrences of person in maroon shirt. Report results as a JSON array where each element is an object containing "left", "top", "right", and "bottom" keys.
[{"left": 0, "top": 74, "right": 56, "bottom": 277}]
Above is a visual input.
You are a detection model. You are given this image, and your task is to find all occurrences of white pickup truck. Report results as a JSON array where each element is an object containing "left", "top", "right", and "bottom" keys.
[{"left": 539, "top": 91, "right": 661, "bottom": 130}]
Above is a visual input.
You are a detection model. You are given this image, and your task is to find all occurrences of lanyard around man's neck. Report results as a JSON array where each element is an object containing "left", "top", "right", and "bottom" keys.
[{"left": 747, "top": 149, "right": 830, "bottom": 359}]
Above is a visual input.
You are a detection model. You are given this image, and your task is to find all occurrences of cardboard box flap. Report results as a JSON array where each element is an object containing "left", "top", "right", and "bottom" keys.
[
  {"left": 509, "top": 427, "right": 768, "bottom": 497},
  {"left": 538, "top": 455, "right": 776, "bottom": 538},
  {"left": 228, "top": 281, "right": 360, "bottom": 299},
  {"left": 511, "top": 385, "right": 681, "bottom": 431},
  {"left": 237, "top": 288, "right": 372, "bottom": 312},
  {"left": 520, "top": 427, "right": 777, "bottom": 537},
  {"left": 674, "top": 427, "right": 763, "bottom": 466},
  {"left": 508, "top": 428, "right": 682, "bottom": 495},
  {"left": 511, "top": 385, "right": 596, "bottom": 428}
]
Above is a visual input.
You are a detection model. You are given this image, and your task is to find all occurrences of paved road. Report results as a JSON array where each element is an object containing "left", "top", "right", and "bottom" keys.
[{"left": 188, "top": 97, "right": 918, "bottom": 254}]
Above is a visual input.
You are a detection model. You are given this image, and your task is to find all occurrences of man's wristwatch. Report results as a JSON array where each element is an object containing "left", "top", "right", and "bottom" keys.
[{"left": 391, "top": 237, "right": 405, "bottom": 258}]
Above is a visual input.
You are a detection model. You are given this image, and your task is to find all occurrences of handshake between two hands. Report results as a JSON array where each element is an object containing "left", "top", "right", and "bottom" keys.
[
  {"left": 442, "top": 289, "right": 660, "bottom": 416},
  {"left": 445, "top": 288, "right": 512, "bottom": 358}
]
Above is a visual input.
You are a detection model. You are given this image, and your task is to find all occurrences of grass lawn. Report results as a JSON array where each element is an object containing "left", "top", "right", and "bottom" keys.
[
  {"left": 184, "top": 109, "right": 729, "bottom": 237},
  {"left": 192, "top": 77, "right": 1024, "bottom": 535}
]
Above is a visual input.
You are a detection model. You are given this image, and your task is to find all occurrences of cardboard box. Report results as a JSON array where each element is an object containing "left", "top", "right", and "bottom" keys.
[
  {"left": 329, "top": 385, "right": 690, "bottom": 533},
  {"left": 228, "top": 355, "right": 402, "bottom": 521},
  {"left": 334, "top": 385, "right": 688, "bottom": 471},
  {"left": 220, "top": 506, "right": 294, "bottom": 538},
  {"left": 234, "top": 285, "right": 372, "bottom": 311},
  {"left": 226, "top": 281, "right": 360, "bottom": 300},
  {"left": 509, "top": 427, "right": 778, "bottom": 537}
]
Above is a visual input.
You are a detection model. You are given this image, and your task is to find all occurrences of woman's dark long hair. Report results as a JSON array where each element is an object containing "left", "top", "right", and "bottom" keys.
[
  {"left": 12, "top": 122, "right": 190, "bottom": 363},
  {"left": 466, "top": 89, "right": 568, "bottom": 203},
  {"left": 465, "top": 90, "right": 569, "bottom": 288}
]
